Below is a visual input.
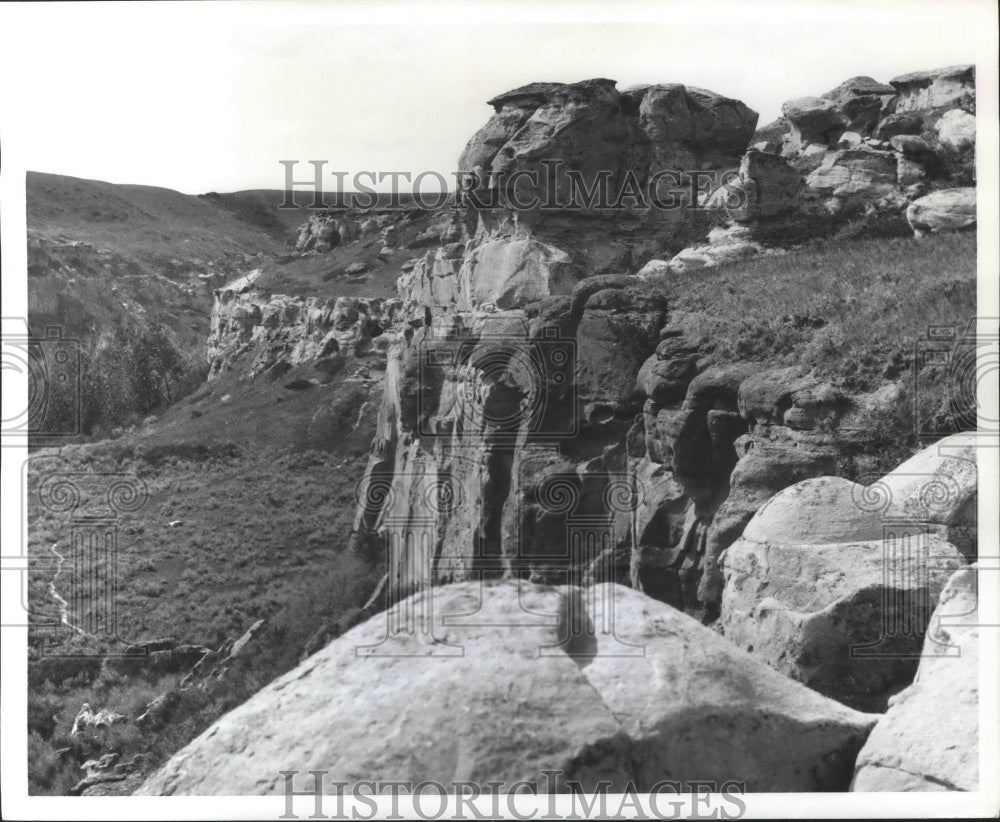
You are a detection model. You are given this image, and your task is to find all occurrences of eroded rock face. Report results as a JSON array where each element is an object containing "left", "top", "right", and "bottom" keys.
[
  {"left": 353, "top": 276, "right": 667, "bottom": 598},
  {"left": 805, "top": 148, "right": 898, "bottom": 201},
  {"left": 852, "top": 566, "right": 979, "bottom": 791},
  {"left": 459, "top": 78, "right": 757, "bottom": 218},
  {"left": 137, "top": 581, "right": 877, "bottom": 795},
  {"left": 398, "top": 237, "right": 579, "bottom": 312},
  {"left": 718, "top": 433, "right": 977, "bottom": 710},
  {"left": 705, "top": 150, "right": 801, "bottom": 220},
  {"left": 207, "top": 282, "right": 398, "bottom": 379},
  {"left": 890, "top": 65, "right": 976, "bottom": 113},
  {"left": 728, "top": 64, "right": 977, "bottom": 245}
]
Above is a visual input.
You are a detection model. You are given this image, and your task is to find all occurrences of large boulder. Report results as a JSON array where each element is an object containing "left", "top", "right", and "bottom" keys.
[
  {"left": 699, "top": 441, "right": 838, "bottom": 611},
  {"left": 906, "top": 188, "right": 976, "bottom": 237},
  {"left": 890, "top": 65, "right": 975, "bottom": 113},
  {"left": 852, "top": 566, "right": 980, "bottom": 790},
  {"left": 458, "top": 78, "right": 757, "bottom": 216},
  {"left": 706, "top": 150, "right": 801, "bottom": 220},
  {"left": 782, "top": 97, "right": 846, "bottom": 146},
  {"left": 137, "top": 581, "right": 877, "bottom": 795},
  {"left": 719, "top": 468, "right": 967, "bottom": 710},
  {"left": 804, "top": 148, "right": 897, "bottom": 199},
  {"left": 876, "top": 432, "right": 979, "bottom": 560}
]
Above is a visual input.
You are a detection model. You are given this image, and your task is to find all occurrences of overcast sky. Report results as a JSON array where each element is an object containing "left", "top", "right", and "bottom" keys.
[{"left": 0, "top": 0, "right": 994, "bottom": 194}]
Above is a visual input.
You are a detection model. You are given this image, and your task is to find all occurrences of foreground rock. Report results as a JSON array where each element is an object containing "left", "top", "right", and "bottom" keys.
[
  {"left": 137, "top": 582, "right": 876, "bottom": 795},
  {"left": 719, "top": 433, "right": 975, "bottom": 711},
  {"left": 852, "top": 567, "right": 980, "bottom": 791}
]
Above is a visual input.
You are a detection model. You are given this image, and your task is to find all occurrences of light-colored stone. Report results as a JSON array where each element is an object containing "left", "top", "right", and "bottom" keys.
[
  {"left": 70, "top": 703, "right": 127, "bottom": 736},
  {"left": 400, "top": 238, "right": 579, "bottom": 311},
  {"left": 906, "top": 188, "right": 976, "bottom": 237},
  {"left": 667, "top": 224, "right": 761, "bottom": 273},
  {"left": 719, "top": 436, "right": 975, "bottom": 710},
  {"left": 634, "top": 259, "right": 673, "bottom": 281},
  {"left": 137, "top": 581, "right": 877, "bottom": 795},
  {"left": 852, "top": 567, "right": 979, "bottom": 790},
  {"left": 890, "top": 65, "right": 975, "bottom": 113},
  {"left": 705, "top": 150, "right": 801, "bottom": 220},
  {"left": 936, "top": 109, "right": 976, "bottom": 151}
]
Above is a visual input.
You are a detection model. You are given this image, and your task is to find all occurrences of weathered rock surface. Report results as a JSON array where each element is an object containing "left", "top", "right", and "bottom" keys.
[
  {"left": 852, "top": 566, "right": 980, "bottom": 791},
  {"left": 343, "top": 69, "right": 977, "bottom": 626},
  {"left": 71, "top": 752, "right": 146, "bottom": 796},
  {"left": 666, "top": 224, "right": 762, "bottom": 273},
  {"left": 935, "top": 108, "right": 976, "bottom": 150},
  {"left": 460, "top": 78, "right": 757, "bottom": 218},
  {"left": 705, "top": 150, "right": 801, "bottom": 220},
  {"left": 890, "top": 65, "right": 976, "bottom": 113},
  {"left": 207, "top": 283, "right": 398, "bottom": 379},
  {"left": 70, "top": 703, "right": 127, "bottom": 736},
  {"left": 906, "top": 188, "right": 976, "bottom": 237},
  {"left": 399, "top": 237, "right": 579, "bottom": 311},
  {"left": 137, "top": 582, "right": 877, "bottom": 795},
  {"left": 719, "top": 434, "right": 976, "bottom": 710}
]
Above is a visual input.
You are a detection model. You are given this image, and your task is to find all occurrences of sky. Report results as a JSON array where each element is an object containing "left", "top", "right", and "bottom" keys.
[{"left": 0, "top": 0, "right": 995, "bottom": 194}]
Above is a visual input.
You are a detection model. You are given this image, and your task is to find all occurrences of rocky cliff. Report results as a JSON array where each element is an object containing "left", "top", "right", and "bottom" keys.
[
  {"left": 131, "top": 65, "right": 981, "bottom": 796},
  {"left": 340, "top": 68, "right": 977, "bottom": 621}
]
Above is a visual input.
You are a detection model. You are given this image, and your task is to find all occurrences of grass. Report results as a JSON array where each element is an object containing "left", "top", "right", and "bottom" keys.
[
  {"left": 26, "top": 361, "right": 386, "bottom": 793},
  {"left": 658, "top": 231, "right": 976, "bottom": 477},
  {"left": 664, "top": 232, "right": 975, "bottom": 389}
]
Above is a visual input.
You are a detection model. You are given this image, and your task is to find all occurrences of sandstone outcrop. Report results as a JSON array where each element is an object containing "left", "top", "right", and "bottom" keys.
[
  {"left": 137, "top": 582, "right": 877, "bottom": 795},
  {"left": 851, "top": 566, "right": 980, "bottom": 790},
  {"left": 718, "top": 433, "right": 976, "bottom": 710},
  {"left": 207, "top": 281, "right": 398, "bottom": 379},
  {"left": 704, "top": 149, "right": 801, "bottom": 220},
  {"left": 876, "top": 433, "right": 978, "bottom": 560},
  {"left": 935, "top": 108, "right": 976, "bottom": 150},
  {"left": 460, "top": 78, "right": 757, "bottom": 218},
  {"left": 724, "top": 65, "right": 976, "bottom": 248},
  {"left": 890, "top": 65, "right": 976, "bottom": 113}
]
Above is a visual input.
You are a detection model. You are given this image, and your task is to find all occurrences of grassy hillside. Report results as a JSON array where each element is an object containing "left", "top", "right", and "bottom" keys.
[
  {"left": 26, "top": 360, "right": 386, "bottom": 794},
  {"left": 26, "top": 173, "right": 305, "bottom": 439},
  {"left": 27, "top": 173, "right": 293, "bottom": 263},
  {"left": 667, "top": 232, "right": 976, "bottom": 390}
]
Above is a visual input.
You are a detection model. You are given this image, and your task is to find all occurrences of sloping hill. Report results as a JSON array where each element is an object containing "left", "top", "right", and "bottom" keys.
[
  {"left": 27, "top": 173, "right": 295, "bottom": 263},
  {"left": 26, "top": 172, "right": 308, "bottom": 438}
]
